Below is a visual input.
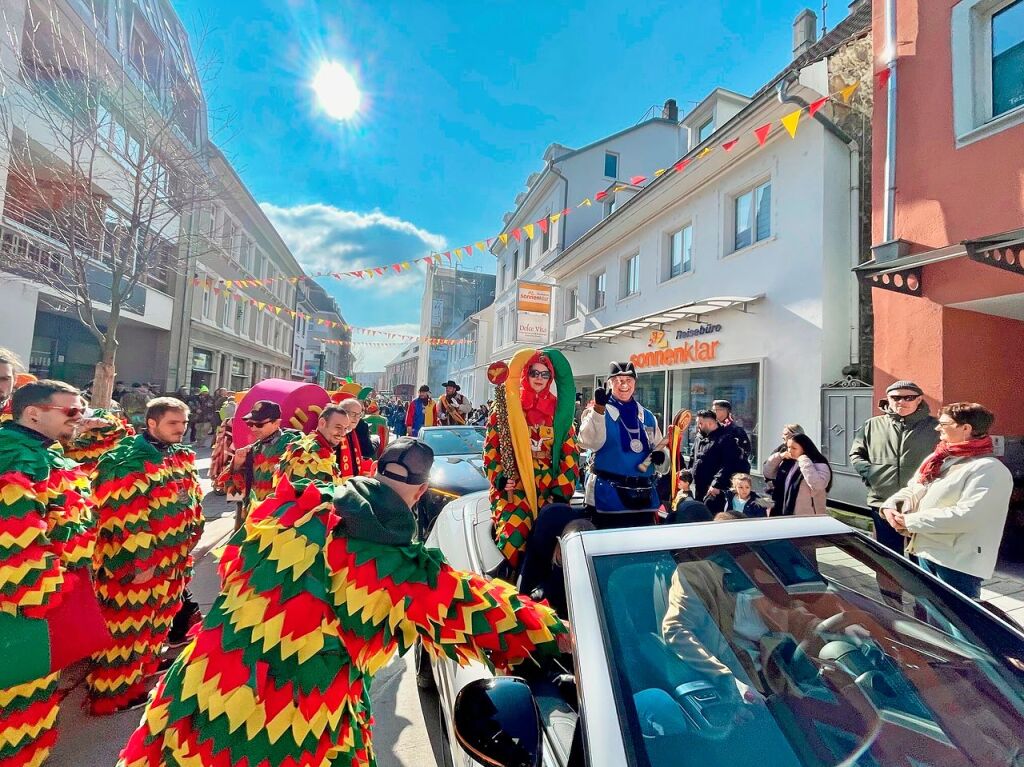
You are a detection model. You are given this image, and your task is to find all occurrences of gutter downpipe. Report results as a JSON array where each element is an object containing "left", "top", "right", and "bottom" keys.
[
  {"left": 778, "top": 77, "right": 862, "bottom": 366},
  {"left": 883, "top": 0, "right": 898, "bottom": 242}
]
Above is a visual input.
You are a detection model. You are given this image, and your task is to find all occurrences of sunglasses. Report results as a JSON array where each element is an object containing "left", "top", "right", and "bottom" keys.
[
  {"left": 528, "top": 370, "right": 551, "bottom": 379},
  {"left": 36, "top": 405, "right": 85, "bottom": 417},
  {"left": 247, "top": 420, "right": 271, "bottom": 427},
  {"left": 889, "top": 394, "right": 921, "bottom": 402}
]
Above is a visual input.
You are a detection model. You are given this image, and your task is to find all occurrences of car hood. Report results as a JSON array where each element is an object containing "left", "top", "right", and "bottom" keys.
[{"left": 430, "top": 454, "right": 489, "bottom": 494}]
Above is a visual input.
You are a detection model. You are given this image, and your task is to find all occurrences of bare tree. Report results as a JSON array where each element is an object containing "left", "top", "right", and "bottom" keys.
[{"left": 0, "top": 0, "right": 226, "bottom": 405}]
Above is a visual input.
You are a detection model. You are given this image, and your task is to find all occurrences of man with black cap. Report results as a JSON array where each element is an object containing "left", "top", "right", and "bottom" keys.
[
  {"left": 579, "top": 360, "right": 669, "bottom": 514},
  {"left": 220, "top": 400, "right": 300, "bottom": 526},
  {"left": 437, "top": 379, "right": 472, "bottom": 426},
  {"left": 118, "top": 437, "right": 569, "bottom": 767},
  {"left": 405, "top": 384, "right": 438, "bottom": 437},
  {"left": 850, "top": 380, "right": 939, "bottom": 553}
]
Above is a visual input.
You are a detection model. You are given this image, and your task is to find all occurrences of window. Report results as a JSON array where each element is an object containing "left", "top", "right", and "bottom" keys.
[
  {"left": 500, "top": 263, "right": 507, "bottom": 291},
  {"left": 621, "top": 253, "right": 640, "bottom": 298},
  {"left": 603, "top": 197, "right": 618, "bottom": 219},
  {"left": 496, "top": 310, "right": 506, "bottom": 347},
  {"left": 201, "top": 285, "right": 211, "bottom": 318},
  {"left": 592, "top": 271, "right": 606, "bottom": 310},
  {"left": 522, "top": 238, "right": 531, "bottom": 270},
  {"left": 541, "top": 215, "right": 551, "bottom": 252},
  {"left": 667, "top": 224, "right": 693, "bottom": 279},
  {"left": 733, "top": 181, "right": 771, "bottom": 251},
  {"left": 507, "top": 309, "right": 516, "bottom": 344},
  {"left": 565, "top": 287, "right": 578, "bottom": 320},
  {"left": 512, "top": 249, "right": 519, "bottom": 278},
  {"left": 604, "top": 151, "right": 619, "bottom": 179},
  {"left": 993, "top": 0, "right": 1024, "bottom": 117},
  {"left": 698, "top": 116, "right": 715, "bottom": 143}
]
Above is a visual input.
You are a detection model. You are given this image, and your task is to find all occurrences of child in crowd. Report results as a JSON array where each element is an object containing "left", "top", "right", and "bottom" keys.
[{"left": 723, "top": 473, "right": 770, "bottom": 517}]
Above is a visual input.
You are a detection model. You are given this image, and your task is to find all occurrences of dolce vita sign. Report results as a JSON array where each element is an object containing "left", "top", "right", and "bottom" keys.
[{"left": 629, "top": 330, "right": 720, "bottom": 369}]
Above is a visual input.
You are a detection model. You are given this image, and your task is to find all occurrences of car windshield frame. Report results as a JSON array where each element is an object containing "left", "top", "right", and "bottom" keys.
[
  {"left": 419, "top": 427, "right": 486, "bottom": 456},
  {"left": 587, "top": 529, "right": 1024, "bottom": 767}
]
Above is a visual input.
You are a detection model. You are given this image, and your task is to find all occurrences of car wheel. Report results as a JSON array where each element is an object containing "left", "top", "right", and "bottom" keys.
[{"left": 414, "top": 641, "right": 435, "bottom": 690}]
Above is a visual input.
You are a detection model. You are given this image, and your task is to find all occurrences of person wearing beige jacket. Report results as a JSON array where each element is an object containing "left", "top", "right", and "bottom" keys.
[
  {"left": 882, "top": 402, "right": 1013, "bottom": 598},
  {"left": 762, "top": 433, "right": 833, "bottom": 516}
]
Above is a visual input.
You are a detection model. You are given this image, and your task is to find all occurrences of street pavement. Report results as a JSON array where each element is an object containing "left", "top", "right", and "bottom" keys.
[{"left": 48, "top": 446, "right": 442, "bottom": 767}]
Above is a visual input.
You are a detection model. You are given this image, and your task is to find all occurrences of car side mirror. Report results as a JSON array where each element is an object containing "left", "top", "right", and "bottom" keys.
[{"left": 453, "top": 677, "right": 542, "bottom": 767}]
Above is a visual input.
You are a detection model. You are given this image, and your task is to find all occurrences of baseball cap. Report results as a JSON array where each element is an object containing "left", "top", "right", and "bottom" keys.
[
  {"left": 243, "top": 400, "right": 282, "bottom": 422},
  {"left": 377, "top": 437, "right": 434, "bottom": 484}
]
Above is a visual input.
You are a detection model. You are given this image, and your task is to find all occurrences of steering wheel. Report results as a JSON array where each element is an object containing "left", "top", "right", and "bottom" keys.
[{"left": 796, "top": 611, "right": 868, "bottom": 659}]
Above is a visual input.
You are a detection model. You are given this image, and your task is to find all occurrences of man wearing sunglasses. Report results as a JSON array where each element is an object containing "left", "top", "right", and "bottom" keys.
[
  {"left": 0, "top": 380, "right": 94, "bottom": 767},
  {"left": 850, "top": 380, "right": 939, "bottom": 553}
]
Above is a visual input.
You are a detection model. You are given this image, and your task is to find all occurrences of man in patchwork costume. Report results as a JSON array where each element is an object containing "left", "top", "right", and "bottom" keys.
[
  {"left": 274, "top": 404, "right": 360, "bottom": 487},
  {"left": 117, "top": 437, "right": 567, "bottom": 767}
]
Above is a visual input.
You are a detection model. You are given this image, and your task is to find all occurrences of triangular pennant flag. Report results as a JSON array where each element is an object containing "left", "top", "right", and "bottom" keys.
[
  {"left": 257, "top": 302, "right": 266, "bottom": 310},
  {"left": 840, "top": 82, "right": 859, "bottom": 103},
  {"left": 446, "top": 252, "right": 453, "bottom": 263},
  {"left": 374, "top": 267, "right": 384, "bottom": 275},
  {"left": 754, "top": 123, "right": 772, "bottom": 146},
  {"left": 674, "top": 159, "right": 691, "bottom": 173},
  {"left": 511, "top": 228, "right": 522, "bottom": 242},
  {"left": 722, "top": 139, "right": 739, "bottom": 152},
  {"left": 476, "top": 241, "right": 486, "bottom": 251},
  {"left": 456, "top": 251, "right": 464, "bottom": 261},
  {"left": 629, "top": 175, "right": 647, "bottom": 185},
  {"left": 537, "top": 218, "right": 549, "bottom": 234},
  {"left": 223, "top": 280, "right": 233, "bottom": 289},
  {"left": 402, "top": 261, "right": 411, "bottom": 270},
  {"left": 465, "top": 244, "right": 473, "bottom": 254},
  {"left": 356, "top": 271, "right": 365, "bottom": 278},
  {"left": 578, "top": 198, "right": 592, "bottom": 207},
  {"left": 523, "top": 223, "right": 535, "bottom": 239},
  {"left": 499, "top": 233, "right": 509, "bottom": 246},
  {"left": 781, "top": 109, "right": 801, "bottom": 138},
  {"left": 697, "top": 147, "right": 713, "bottom": 159},
  {"left": 392, "top": 263, "right": 402, "bottom": 273},
  {"left": 808, "top": 96, "right": 828, "bottom": 117},
  {"left": 594, "top": 191, "right": 608, "bottom": 202},
  {"left": 612, "top": 184, "right": 627, "bottom": 192},
  {"left": 654, "top": 168, "right": 666, "bottom": 177},
  {"left": 550, "top": 212, "right": 561, "bottom": 222},
  {"left": 562, "top": 208, "right": 570, "bottom": 216},
  {"left": 874, "top": 68, "right": 891, "bottom": 89},
  {"left": 274, "top": 306, "right": 282, "bottom": 315}
]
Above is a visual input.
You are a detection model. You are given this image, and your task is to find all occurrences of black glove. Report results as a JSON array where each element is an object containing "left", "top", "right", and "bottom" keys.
[
  {"left": 593, "top": 387, "right": 608, "bottom": 408},
  {"left": 495, "top": 476, "right": 508, "bottom": 492},
  {"left": 649, "top": 451, "right": 666, "bottom": 466}
]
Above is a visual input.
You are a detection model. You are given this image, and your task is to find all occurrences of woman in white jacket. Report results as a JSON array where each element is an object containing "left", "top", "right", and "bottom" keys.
[
  {"left": 882, "top": 402, "right": 1013, "bottom": 598},
  {"left": 763, "top": 433, "right": 832, "bottom": 516}
]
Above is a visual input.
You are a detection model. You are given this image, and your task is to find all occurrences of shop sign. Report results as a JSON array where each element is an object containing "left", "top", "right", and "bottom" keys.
[
  {"left": 630, "top": 339, "right": 720, "bottom": 369},
  {"left": 192, "top": 348, "right": 214, "bottom": 372},
  {"left": 515, "top": 281, "right": 551, "bottom": 344},
  {"left": 674, "top": 323, "right": 722, "bottom": 340}
]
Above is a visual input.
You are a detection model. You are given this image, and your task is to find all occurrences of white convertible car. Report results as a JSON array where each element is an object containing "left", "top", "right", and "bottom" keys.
[{"left": 419, "top": 490, "right": 1024, "bottom": 767}]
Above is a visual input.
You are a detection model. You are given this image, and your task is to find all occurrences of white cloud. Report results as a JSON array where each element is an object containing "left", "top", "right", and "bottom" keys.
[
  {"left": 350, "top": 323, "right": 421, "bottom": 372},
  {"left": 260, "top": 202, "right": 446, "bottom": 296}
]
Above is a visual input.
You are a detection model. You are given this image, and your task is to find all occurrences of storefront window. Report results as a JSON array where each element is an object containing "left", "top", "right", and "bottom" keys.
[
  {"left": 634, "top": 371, "right": 666, "bottom": 431},
  {"left": 192, "top": 348, "right": 213, "bottom": 372},
  {"left": 668, "top": 362, "right": 760, "bottom": 466}
]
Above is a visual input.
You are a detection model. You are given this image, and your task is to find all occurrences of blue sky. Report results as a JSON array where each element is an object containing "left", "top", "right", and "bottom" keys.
[{"left": 173, "top": 0, "right": 824, "bottom": 370}]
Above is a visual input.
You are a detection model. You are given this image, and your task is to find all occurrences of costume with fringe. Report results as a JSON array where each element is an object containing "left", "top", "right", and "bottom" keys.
[
  {"left": 274, "top": 431, "right": 354, "bottom": 488},
  {"left": 485, "top": 349, "right": 580, "bottom": 566},
  {"left": 65, "top": 410, "right": 134, "bottom": 477},
  {"left": 0, "top": 422, "right": 93, "bottom": 767},
  {"left": 86, "top": 434, "right": 203, "bottom": 714},
  {"left": 219, "top": 428, "right": 301, "bottom": 508},
  {"left": 209, "top": 422, "right": 234, "bottom": 494},
  {"left": 118, "top": 476, "right": 565, "bottom": 767}
]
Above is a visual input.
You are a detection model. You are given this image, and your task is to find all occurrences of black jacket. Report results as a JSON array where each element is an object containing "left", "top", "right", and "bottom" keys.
[{"left": 692, "top": 426, "right": 746, "bottom": 501}]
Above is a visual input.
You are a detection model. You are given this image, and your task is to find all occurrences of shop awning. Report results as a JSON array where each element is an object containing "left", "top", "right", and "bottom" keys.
[{"left": 552, "top": 295, "right": 762, "bottom": 352}]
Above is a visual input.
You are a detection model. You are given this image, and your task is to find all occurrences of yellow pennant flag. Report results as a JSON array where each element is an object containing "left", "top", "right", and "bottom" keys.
[
  {"left": 550, "top": 213, "right": 561, "bottom": 223},
  {"left": 840, "top": 82, "right": 859, "bottom": 103},
  {"left": 612, "top": 184, "right": 627, "bottom": 192},
  {"left": 499, "top": 233, "right": 509, "bottom": 246},
  {"left": 223, "top": 280, "right": 233, "bottom": 289},
  {"left": 654, "top": 168, "right": 667, "bottom": 177},
  {"left": 402, "top": 261, "right": 411, "bottom": 270},
  {"left": 781, "top": 109, "right": 802, "bottom": 138},
  {"left": 475, "top": 241, "right": 485, "bottom": 251},
  {"left": 578, "top": 198, "right": 592, "bottom": 207},
  {"left": 274, "top": 306, "right": 282, "bottom": 315},
  {"left": 524, "top": 223, "right": 535, "bottom": 240},
  {"left": 257, "top": 302, "right": 266, "bottom": 310},
  {"left": 697, "top": 147, "right": 713, "bottom": 159}
]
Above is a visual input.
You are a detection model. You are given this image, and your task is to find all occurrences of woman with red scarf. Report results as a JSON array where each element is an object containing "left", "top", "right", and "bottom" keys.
[
  {"left": 881, "top": 402, "right": 1013, "bottom": 598},
  {"left": 484, "top": 349, "right": 580, "bottom": 566}
]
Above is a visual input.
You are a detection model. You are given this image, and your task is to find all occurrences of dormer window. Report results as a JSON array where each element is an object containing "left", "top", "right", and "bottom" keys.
[
  {"left": 698, "top": 117, "right": 715, "bottom": 143},
  {"left": 604, "top": 151, "right": 619, "bottom": 179}
]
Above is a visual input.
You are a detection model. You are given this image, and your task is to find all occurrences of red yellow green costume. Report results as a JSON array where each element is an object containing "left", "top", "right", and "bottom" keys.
[
  {"left": 64, "top": 410, "right": 134, "bottom": 477},
  {"left": 86, "top": 434, "right": 204, "bottom": 714},
  {"left": 0, "top": 422, "right": 94, "bottom": 767},
  {"left": 275, "top": 431, "right": 355, "bottom": 488},
  {"left": 485, "top": 349, "right": 580, "bottom": 565},
  {"left": 117, "top": 476, "right": 564, "bottom": 767},
  {"left": 219, "top": 428, "right": 301, "bottom": 509}
]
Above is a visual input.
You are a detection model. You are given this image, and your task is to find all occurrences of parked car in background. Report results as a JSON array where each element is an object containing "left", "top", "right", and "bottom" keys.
[
  {"left": 420, "top": 501, "right": 1024, "bottom": 767},
  {"left": 415, "top": 425, "right": 488, "bottom": 536}
]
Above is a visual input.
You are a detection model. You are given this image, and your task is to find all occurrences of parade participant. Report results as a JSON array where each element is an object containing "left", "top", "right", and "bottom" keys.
[
  {"left": 405, "top": 385, "right": 437, "bottom": 437},
  {"left": 220, "top": 401, "right": 300, "bottom": 512},
  {"left": 437, "top": 379, "right": 472, "bottom": 425},
  {"left": 274, "top": 403, "right": 355, "bottom": 486},
  {"left": 117, "top": 438, "right": 567, "bottom": 767},
  {"left": 87, "top": 397, "right": 204, "bottom": 714},
  {"left": 340, "top": 397, "right": 375, "bottom": 474},
  {"left": 64, "top": 410, "right": 135, "bottom": 478},
  {"left": 0, "top": 380, "right": 95, "bottom": 767},
  {"left": 0, "top": 347, "right": 22, "bottom": 423},
  {"left": 484, "top": 351, "right": 580, "bottom": 565},
  {"left": 579, "top": 361, "right": 669, "bottom": 514}
]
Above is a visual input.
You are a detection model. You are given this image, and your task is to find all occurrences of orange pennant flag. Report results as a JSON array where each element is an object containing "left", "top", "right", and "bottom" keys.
[
  {"left": 524, "top": 223, "right": 535, "bottom": 239},
  {"left": 840, "top": 82, "right": 859, "bottom": 103},
  {"left": 781, "top": 109, "right": 802, "bottom": 138}
]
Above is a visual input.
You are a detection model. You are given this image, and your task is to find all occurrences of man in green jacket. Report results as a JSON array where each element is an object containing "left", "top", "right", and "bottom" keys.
[{"left": 849, "top": 380, "right": 938, "bottom": 553}]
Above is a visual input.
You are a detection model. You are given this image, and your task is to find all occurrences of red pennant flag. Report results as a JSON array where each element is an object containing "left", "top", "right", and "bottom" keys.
[
  {"left": 808, "top": 96, "right": 828, "bottom": 117},
  {"left": 445, "top": 252, "right": 453, "bottom": 263},
  {"left": 722, "top": 138, "right": 739, "bottom": 152},
  {"left": 754, "top": 123, "right": 772, "bottom": 147},
  {"left": 357, "top": 271, "right": 365, "bottom": 278},
  {"left": 594, "top": 190, "right": 608, "bottom": 202},
  {"left": 674, "top": 159, "right": 691, "bottom": 173},
  {"left": 562, "top": 208, "right": 570, "bottom": 216},
  {"left": 392, "top": 263, "right": 402, "bottom": 273},
  {"left": 875, "top": 68, "right": 891, "bottom": 89},
  {"left": 629, "top": 175, "right": 647, "bottom": 185},
  {"left": 374, "top": 267, "right": 384, "bottom": 275},
  {"left": 511, "top": 228, "right": 522, "bottom": 242},
  {"left": 464, "top": 244, "right": 473, "bottom": 255},
  {"left": 537, "top": 218, "right": 549, "bottom": 234}
]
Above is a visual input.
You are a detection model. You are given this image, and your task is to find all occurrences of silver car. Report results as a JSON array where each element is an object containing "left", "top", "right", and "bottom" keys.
[{"left": 421, "top": 494, "right": 1024, "bottom": 767}]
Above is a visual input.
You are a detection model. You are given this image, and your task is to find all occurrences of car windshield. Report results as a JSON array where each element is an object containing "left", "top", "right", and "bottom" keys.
[
  {"left": 591, "top": 533, "right": 1024, "bottom": 767},
  {"left": 420, "top": 427, "right": 485, "bottom": 456}
]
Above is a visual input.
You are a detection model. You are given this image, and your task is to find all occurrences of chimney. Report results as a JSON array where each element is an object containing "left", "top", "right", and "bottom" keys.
[
  {"left": 792, "top": 8, "right": 818, "bottom": 59},
  {"left": 662, "top": 98, "right": 679, "bottom": 121}
]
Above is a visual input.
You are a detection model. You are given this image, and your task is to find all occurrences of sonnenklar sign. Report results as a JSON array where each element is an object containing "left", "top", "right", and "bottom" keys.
[{"left": 516, "top": 282, "right": 552, "bottom": 344}]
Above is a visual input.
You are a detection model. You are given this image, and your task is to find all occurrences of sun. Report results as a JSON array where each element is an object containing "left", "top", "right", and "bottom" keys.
[{"left": 312, "top": 61, "right": 362, "bottom": 121}]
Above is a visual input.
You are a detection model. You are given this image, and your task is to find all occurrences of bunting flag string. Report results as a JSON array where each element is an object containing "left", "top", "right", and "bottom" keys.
[{"left": 201, "top": 76, "right": 867, "bottom": 296}]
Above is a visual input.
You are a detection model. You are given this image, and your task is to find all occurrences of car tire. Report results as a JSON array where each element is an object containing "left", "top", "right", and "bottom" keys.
[{"left": 414, "top": 641, "right": 435, "bottom": 690}]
